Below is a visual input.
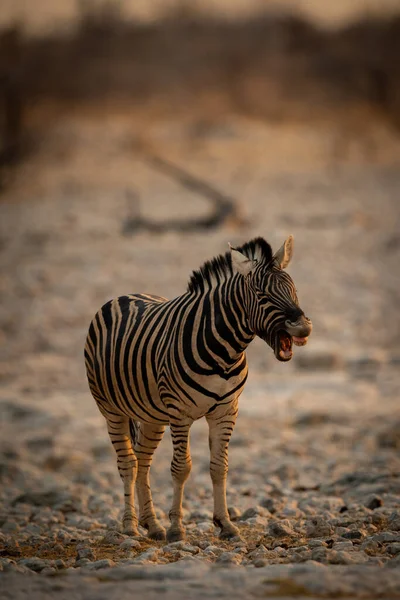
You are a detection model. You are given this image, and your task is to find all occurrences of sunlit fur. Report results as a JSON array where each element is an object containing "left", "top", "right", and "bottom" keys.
[{"left": 84, "top": 237, "right": 307, "bottom": 541}]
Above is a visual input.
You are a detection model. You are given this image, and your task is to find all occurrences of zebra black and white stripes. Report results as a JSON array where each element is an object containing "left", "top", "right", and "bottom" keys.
[{"left": 84, "top": 235, "right": 312, "bottom": 541}]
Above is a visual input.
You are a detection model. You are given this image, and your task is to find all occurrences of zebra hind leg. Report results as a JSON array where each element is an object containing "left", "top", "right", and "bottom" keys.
[
  {"left": 167, "top": 420, "right": 193, "bottom": 542},
  {"left": 106, "top": 414, "right": 139, "bottom": 536},
  {"left": 133, "top": 421, "right": 167, "bottom": 541}
]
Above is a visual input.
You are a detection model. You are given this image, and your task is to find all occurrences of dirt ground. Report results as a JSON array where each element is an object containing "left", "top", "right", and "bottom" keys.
[
  {"left": 1, "top": 1, "right": 400, "bottom": 593},
  {"left": 0, "top": 100, "right": 399, "bottom": 596}
]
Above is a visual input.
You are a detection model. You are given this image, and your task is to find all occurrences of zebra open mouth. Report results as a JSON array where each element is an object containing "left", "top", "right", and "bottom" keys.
[{"left": 276, "top": 330, "right": 309, "bottom": 361}]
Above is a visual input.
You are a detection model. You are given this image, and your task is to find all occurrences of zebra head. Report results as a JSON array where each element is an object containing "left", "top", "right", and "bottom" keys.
[{"left": 230, "top": 235, "right": 312, "bottom": 362}]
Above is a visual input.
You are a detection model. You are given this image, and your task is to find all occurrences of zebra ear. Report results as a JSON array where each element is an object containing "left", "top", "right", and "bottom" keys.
[
  {"left": 273, "top": 235, "right": 294, "bottom": 269},
  {"left": 229, "top": 243, "right": 257, "bottom": 276}
]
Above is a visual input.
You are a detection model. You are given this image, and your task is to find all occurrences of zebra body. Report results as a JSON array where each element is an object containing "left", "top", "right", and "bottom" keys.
[{"left": 85, "top": 235, "right": 312, "bottom": 541}]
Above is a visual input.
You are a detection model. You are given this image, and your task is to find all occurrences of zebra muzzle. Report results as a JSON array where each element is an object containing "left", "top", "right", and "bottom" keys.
[{"left": 284, "top": 317, "right": 312, "bottom": 340}]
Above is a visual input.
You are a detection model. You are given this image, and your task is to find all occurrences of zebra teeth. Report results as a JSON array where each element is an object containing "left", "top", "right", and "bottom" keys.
[
  {"left": 276, "top": 330, "right": 293, "bottom": 361},
  {"left": 292, "top": 336, "right": 308, "bottom": 346}
]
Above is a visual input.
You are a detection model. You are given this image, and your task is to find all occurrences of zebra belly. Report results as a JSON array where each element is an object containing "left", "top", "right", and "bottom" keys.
[{"left": 160, "top": 368, "right": 248, "bottom": 422}]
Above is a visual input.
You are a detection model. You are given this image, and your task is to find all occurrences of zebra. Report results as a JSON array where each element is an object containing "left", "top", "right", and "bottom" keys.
[{"left": 84, "top": 235, "right": 312, "bottom": 542}]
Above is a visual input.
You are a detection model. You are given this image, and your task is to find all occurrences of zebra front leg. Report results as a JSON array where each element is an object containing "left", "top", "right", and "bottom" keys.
[
  {"left": 207, "top": 408, "right": 240, "bottom": 540},
  {"left": 134, "top": 422, "right": 167, "bottom": 541},
  {"left": 167, "top": 420, "right": 193, "bottom": 542},
  {"left": 106, "top": 414, "right": 139, "bottom": 536}
]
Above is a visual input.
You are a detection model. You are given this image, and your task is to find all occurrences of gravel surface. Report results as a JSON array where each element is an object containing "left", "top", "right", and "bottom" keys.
[{"left": 1, "top": 111, "right": 400, "bottom": 597}]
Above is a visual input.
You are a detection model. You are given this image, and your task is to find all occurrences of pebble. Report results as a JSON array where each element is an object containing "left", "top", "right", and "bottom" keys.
[
  {"left": 1, "top": 520, "right": 20, "bottom": 533},
  {"left": 76, "top": 545, "right": 96, "bottom": 561},
  {"left": 228, "top": 506, "right": 241, "bottom": 521},
  {"left": 268, "top": 520, "right": 294, "bottom": 537},
  {"left": 84, "top": 559, "right": 116, "bottom": 570},
  {"left": 253, "top": 558, "right": 267, "bottom": 567},
  {"left": 204, "top": 545, "right": 224, "bottom": 556},
  {"left": 120, "top": 539, "right": 141, "bottom": 550},
  {"left": 311, "top": 547, "right": 329, "bottom": 563},
  {"left": 341, "top": 530, "right": 364, "bottom": 541},
  {"left": 189, "top": 509, "right": 213, "bottom": 522},
  {"left": 388, "top": 512, "right": 400, "bottom": 531},
  {"left": 387, "top": 543, "right": 400, "bottom": 555},
  {"left": 215, "top": 551, "right": 242, "bottom": 565},
  {"left": 194, "top": 521, "right": 214, "bottom": 533},
  {"left": 101, "top": 530, "right": 126, "bottom": 545},
  {"left": 260, "top": 498, "right": 284, "bottom": 514},
  {"left": 134, "top": 548, "right": 159, "bottom": 563},
  {"left": 240, "top": 506, "right": 270, "bottom": 521},
  {"left": 332, "top": 541, "right": 354, "bottom": 551},
  {"left": 18, "top": 557, "right": 49, "bottom": 572},
  {"left": 306, "top": 517, "right": 334, "bottom": 538},
  {"left": 364, "top": 494, "right": 383, "bottom": 510},
  {"left": 308, "top": 540, "right": 326, "bottom": 548}
]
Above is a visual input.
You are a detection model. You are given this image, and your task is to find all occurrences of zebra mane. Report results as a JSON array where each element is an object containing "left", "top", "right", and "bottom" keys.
[{"left": 187, "top": 237, "right": 273, "bottom": 293}]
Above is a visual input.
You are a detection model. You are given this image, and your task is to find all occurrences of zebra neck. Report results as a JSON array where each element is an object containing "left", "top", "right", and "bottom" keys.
[{"left": 193, "top": 275, "right": 255, "bottom": 370}]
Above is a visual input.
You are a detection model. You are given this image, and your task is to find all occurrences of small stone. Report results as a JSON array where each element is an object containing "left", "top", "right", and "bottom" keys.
[
  {"left": 104, "top": 517, "right": 120, "bottom": 529},
  {"left": 134, "top": 548, "right": 159, "bottom": 563},
  {"left": 387, "top": 543, "right": 400, "bottom": 555},
  {"left": 361, "top": 539, "right": 380, "bottom": 554},
  {"left": 75, "top": 558, "right": 91, "bottom": 567},
  {"left": 308, "top": 540, "right": 326, "bottom": 549},
  {"left": 179, "top": 544, "right": 199, "bottom": 555},
  {"left": 120, "top": 539, "right": 141, "bottom": 550},
  {"left": 18, "top": 557, "right": 48, "bottom": 572},
  {"left": 245, "top": 516, "right": 268, "bottom": 527},
  {"left": 332, "top": 541, "right": 354, "bottom": 551},
  {"left": 388, "top": 512, "right": 400, "bottom": 531},
  {"left": 189, "top": 509, "right": 213, "bottom": 522},
  {"left": 260, "top": 498, "right": 283, "bottom": 514},
  {"left": 253, "top": 558, "right": 267, "bottom": 568},
  {"left": 268, "top": 520, "right": 294, "bottom": 537},
  {"left": 41, "top": 567, "right": 57, "bottom": 575},
  {"left": 0, "top": 540, "right": 21, "bottom": 557},
  {"left": 101, "top": 530, "right": 126, "bottom": 545},
  {"left": 216, "top": 551, "right": 242, "bottom": 565},
  {"left": 76, "top": 545, "right": 96, "bottom": 561},
  {"left": 194, "top": 521, "right": 214, "bottom": 533},
  {"left": 371, "top": 512, "right": 387, "bottom": 527},
  {"left": 311, "top": 547, "right": 328, "bottom": 563},
  {"left": 1, "top": 521, "right": 20, "bottom": 533},
  {"left": 341, "top": 530, "right": 364, "bottom": 541},
  {"left": 364, "top": 495, "right": 383, "bottom": 510},
  {"left": 306, "top": 517, "right": 334, "bottom": 538},
  {"left": 248, "top": 545, "right": 268, "bottom": 560},
  {"left": 204, "top": 545, "right": 223, "bottom": 556},
  {"left": 55, "top": 559, "right": 67, "bottom": 570},
  {"left": 232, "top": 546, "right": 247, "bottom": 555},
  {"left": 373, "top": 532, "right": 400, "bottom": 543},
  {"left": 85, "top": 559, "right": 116, "bottom": 570},
  {"left": 227, "top": 506, "right": 241, "bottom": 521},
  {"left": 329, "top": 550, "right": 354, "bottom": 565},
  {"left": 240, "top": 506, "right": 269, "bottom": 521},
  {"left": 292, "top": 550, "right": 312, "bottom": 563}
]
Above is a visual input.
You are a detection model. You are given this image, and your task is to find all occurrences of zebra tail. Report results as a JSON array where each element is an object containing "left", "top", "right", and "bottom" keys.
[{"left": 129, "top": 419, "right": 140, "bottom": 446}]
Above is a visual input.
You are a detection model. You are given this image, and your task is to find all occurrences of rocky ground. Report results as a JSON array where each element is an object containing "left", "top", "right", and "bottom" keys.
[{"left": 1, "top": 108, "right": 400, "bottom": 597}]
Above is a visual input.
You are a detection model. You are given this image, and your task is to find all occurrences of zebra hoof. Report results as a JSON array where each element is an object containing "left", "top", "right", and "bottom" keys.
[
  {"left": 166, "top": 527, "right": 185, "bottom": 543},
  {"left": 148, "top": 528, "right": 166, "bottom": 541},
  {"left": 123, "top": 524, "right": 139, "bottom": 536}
]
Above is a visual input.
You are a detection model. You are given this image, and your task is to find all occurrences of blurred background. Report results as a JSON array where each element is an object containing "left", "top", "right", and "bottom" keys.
[{"left": 0, "top": 0, "right": 400, "bottom": 550}]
